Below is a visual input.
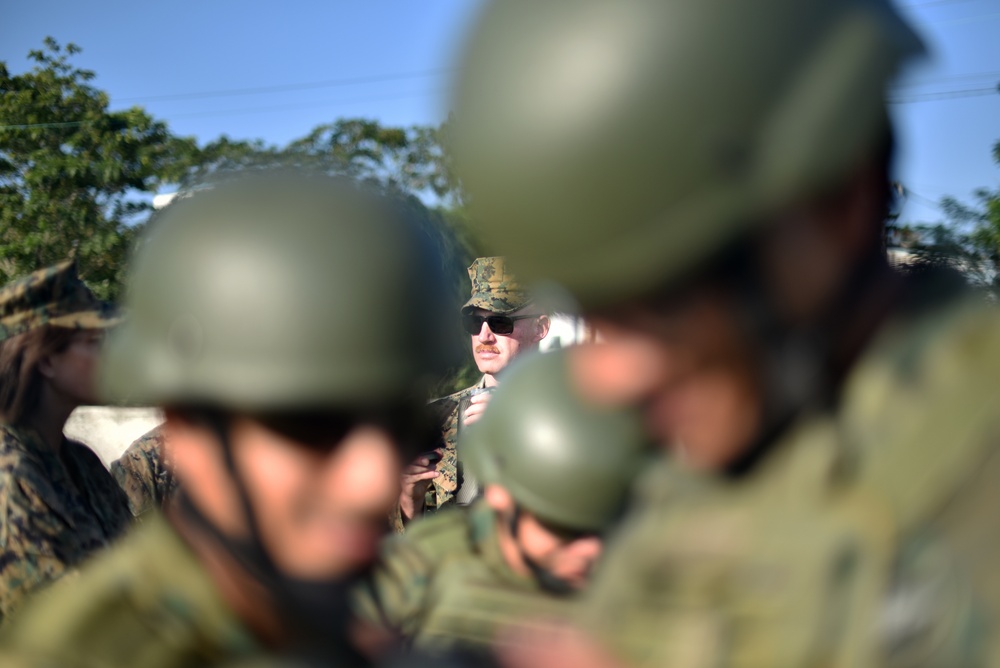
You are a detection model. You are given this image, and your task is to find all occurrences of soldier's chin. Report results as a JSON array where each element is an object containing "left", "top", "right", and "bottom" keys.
[
  {"left": 559, "top": 571, "right": 589, "bottom": 591},
  {"left": 474, "top": 353, "right": 504, "bottom": 374},
  {"left": 285, "top": 524, "right": 383, "bottom": 580}
]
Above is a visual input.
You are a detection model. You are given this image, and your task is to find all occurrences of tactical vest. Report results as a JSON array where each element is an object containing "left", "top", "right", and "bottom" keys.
[
  {"left": 366, "top": 502, "right": 575, "bottom": 653},
  {"left": 579, "top": 294, "right": 1000, "bottom": 667}
]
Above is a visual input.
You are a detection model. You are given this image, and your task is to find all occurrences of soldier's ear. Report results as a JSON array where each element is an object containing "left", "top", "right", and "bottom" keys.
[
  {"left": 484, "top": 484, "right": 513, "bottom": 513},
  {"left": 534, "top": 315, "right": 550, "bottom": 342},
  {"left": 36, "top": 354, "right": 56, "bottom": 379}
]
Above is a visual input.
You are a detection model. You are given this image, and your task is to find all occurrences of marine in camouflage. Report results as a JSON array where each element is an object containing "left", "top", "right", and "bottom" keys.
[
  {"left": 0, "top": 512, "right": 262, "bottom": 665},
  {"left": 576, "top": 283, "right": 1000, "bottom": 666},
  {"left": 358, "top": 501, "right": 574, "bottom": 653},
  {"left": 0, "top": 424, "right": 132, "bottom": 623},
  {"left": 461, "top": 256, "right": 531, "bottom": 315},
  {"left": 0, "top": 261, "right": 120, "bottom": 342},
  {"left": 393, "top": 257, "right": 533, "bottom": 532},
  {"left": 110, "top": 426, "right": 178, "bottom": 518},
  {"left": 391, "top": 379, "right": 485, "bottom": 533}
]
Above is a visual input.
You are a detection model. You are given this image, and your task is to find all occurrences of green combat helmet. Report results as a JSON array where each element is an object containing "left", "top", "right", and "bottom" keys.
[
  {"left": 460, "top": 349, "right": 653, "bottom": 533},
  {"left": 450, "top": 0, "right": 923, "bottom": 308},
  {"left": 96, "top": 172, "right": 456, "bottom": 662},
  {"left": 101, "top": 174, "right": 454, "bottom": 409}
]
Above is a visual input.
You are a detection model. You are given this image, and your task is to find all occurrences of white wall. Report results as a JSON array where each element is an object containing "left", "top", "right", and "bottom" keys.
[
  {"left": 540, "top": 313, "right": 592, "bottom": 352},
  {"left": 64, "top": 406, "right": 163, "bottom": 468}
]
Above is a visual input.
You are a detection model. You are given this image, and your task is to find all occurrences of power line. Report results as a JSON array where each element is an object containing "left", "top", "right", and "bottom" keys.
[
  {"left": 889, "top": 85, "right": 998, "bottom": 103},
  {"left": 905, "top": 0, "right": 976, "bottom": 9},
  {"left": 0, "top": 120, "right": 92, "bottom": 130},
  {"left": 891, "top": 69, "right": 1000, "bottom": 90},
  {"left": 903, "top": 188, "right": 943, "bottom": 209},
  {"left": 114, "top": 68, "right": 453, "bottom": 103},
  {"left": 166, "top": 89, "right": 442, "bottom": 119}
]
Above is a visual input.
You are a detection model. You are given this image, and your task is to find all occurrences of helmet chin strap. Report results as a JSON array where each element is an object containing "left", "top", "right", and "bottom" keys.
[
  {"left": 722, "top": 245, "right": 897, "bottom": 478},
  {"left": 175, "top": 413, "right": 368, "bottom": 667},
  {"left": 507, "top": 505, "right": 576, "bottom": 596}
]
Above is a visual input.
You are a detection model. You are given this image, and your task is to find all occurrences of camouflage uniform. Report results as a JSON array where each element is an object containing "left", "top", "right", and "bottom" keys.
[
  {"left": 393, "top": 257, "right": 533, "bottom": 532},
  {"left": 111, "top": 426, "right": 178, "bottom": 517},
  {"left": 0, "top": 425, "right": 132, "bottom": 623},
  {"left": 0, "top": 512, "right": 262, "bottom": 666},
  {"left": 0, "top": 262, "right": 130, "bottom": 623},
  {"left": 358, "top": 500, "right": 573, "bottom": 653},
  {"left": 577, "top": 285, "right": 1000, "bottom": 666}
]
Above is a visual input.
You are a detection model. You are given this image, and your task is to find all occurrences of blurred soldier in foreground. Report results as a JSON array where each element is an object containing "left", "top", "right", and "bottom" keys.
[
  {"left": 396, "top": 257, "right": 549, "bottom": 529},
  {"left": 111, "top": 426, "right": 175, "bottom": 517},
  {"left": 357, "top": 350, "right": 651, "bottom": 654},
  {"left": 0, "top": 174, "right": 452, "bottom": 666},
  {"left": 451, "top": 1, "right": 1000, "bottom": 665},
  {"left": 0, "top": 261, "right": 131, "bottom": 622}
]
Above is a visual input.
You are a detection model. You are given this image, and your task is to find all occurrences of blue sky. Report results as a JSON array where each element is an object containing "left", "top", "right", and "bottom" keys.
[{"left": 3, "top": 0, "right": 998, "bottom": 225}]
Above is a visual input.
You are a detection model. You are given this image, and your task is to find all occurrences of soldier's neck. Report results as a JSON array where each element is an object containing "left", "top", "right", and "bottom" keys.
[
  {"left": 169, "top": 507, "right": 287, "bottom": 647},
  {"left": 23, "top": 391, "right": 76, "bottom": 453}
]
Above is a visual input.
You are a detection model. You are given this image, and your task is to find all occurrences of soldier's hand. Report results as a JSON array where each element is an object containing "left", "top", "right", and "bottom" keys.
[
  {"left": 399, "top": 453, "right": 440, "bottom": 520},
  {"left": 461, "top": 391, "right": 493, "bottom": 427},
  {"left": 495, "top": 624, "right": 626, "bottom": 668}
]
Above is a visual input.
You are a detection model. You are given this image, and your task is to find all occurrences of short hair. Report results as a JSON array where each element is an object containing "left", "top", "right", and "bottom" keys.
[{"left": 0, "top": 326, "right": 77, "bottom": 425}]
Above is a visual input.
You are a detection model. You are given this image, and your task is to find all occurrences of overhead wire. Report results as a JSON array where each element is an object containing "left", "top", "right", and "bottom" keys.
[
  {"left": 889, "top": 86, "right": 999, "bottom": 103},
  {"left": 113, "top": 67, "right": 454, "bottom": 103},
  {"left": 905, "top": 0, "right": 977, "bottom": 8},
  {"left": 2, "top": 27, "right": 999, "bottom": 132},
  {"left": 167, "top": 89, "right": 444, "bottom": 120}
]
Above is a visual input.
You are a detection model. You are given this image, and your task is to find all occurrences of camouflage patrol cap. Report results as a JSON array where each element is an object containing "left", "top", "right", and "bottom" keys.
[
  {"left": 0, "top": 261, "right": 120, "bottom": 342},
  {"left": 461, "top": 256, "right": 531, "bottom": 315}
]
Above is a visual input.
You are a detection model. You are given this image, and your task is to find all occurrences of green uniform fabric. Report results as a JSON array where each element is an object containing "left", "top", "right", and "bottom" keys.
[
  {"left": 0, "top": 424, "right": 131, "bottom": 623},
  {"left": 0, "top": 511, "right": 261, "bottom": 667},
  {"left": 110, "top": 426, "right": 178, "bottom": 518},
  {"left": 577, "top": 290, "right": 1000, "bottom": 667},
  {"left": 392, "top": 378, "right": 485, "bottom": 533},
  {"left": 358, "top": 500, "right": 574, "bottom": 652},
  {"left": 0, "top": 261, "right": 120, "bottom": 342}
]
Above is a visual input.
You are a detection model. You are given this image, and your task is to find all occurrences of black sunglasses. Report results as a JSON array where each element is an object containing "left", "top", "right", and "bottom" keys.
[
  {"left": 513, "top": 504, "right": 598, "bottom": 543},
  {"left": 461, "top": 313, "right": 538, "bottom": 336},
  {"left": 250, "top": 404, "right": 438, "bottom": 460}
]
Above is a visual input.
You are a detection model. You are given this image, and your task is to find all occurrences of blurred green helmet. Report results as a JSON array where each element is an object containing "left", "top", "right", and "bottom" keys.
[
  {"left": 451, "top": 0, "right": 923, "bottom": 308},
  {"left": 102, "top": 173, "right": 454, "bottom": 410},
  {"left": 461, "top": 349, "right": 653, "bottom": 532}
]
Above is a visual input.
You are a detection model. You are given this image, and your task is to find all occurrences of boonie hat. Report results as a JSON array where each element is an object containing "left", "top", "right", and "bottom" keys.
[{"left": 0, "top": 261, "right": 121, "bottom": 342}]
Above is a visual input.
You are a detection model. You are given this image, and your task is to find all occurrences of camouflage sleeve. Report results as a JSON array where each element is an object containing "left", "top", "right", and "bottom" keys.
[
  {"left": 353, "top": 533, "right": 435, "bottom": 642},
  {"left": 0, "top": 471, "right": 77, "bottom": 622},
  {"left": 110, "top": 427, "right": 174, "bottom": 518},
  {"left": 390, "top": 397, "right": 461, "bottom": 534}
]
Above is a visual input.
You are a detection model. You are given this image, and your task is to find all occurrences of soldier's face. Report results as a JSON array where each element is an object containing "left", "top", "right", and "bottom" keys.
[
  {"left": 469, "top": 308, "right": 549, "bottom": 377},
  {"left": 39, "top": 328, "right": 106, "bottom": 406},
  {"left": 168, "top": 414, "right": 402, "bottom": 581},
  {"left": 573, "top": 290, "right": 763, "bottom": 471},
  {"left": 487, "top": 485, "right": 602, "bottom": 590},
  {"left": 514, "top": 509, "right": 602, "bottom": 590}
]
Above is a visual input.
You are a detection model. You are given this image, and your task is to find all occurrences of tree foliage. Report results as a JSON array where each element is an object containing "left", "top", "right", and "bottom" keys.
[
  {"left": 0, "top": 39, "right": 480, "bottom": 392},
  {"left": 0, "top": 38, "right": 198, "bottom": 298},
  {"left": 894, "top": 138, "right": 1000, "bottom": 297}
]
